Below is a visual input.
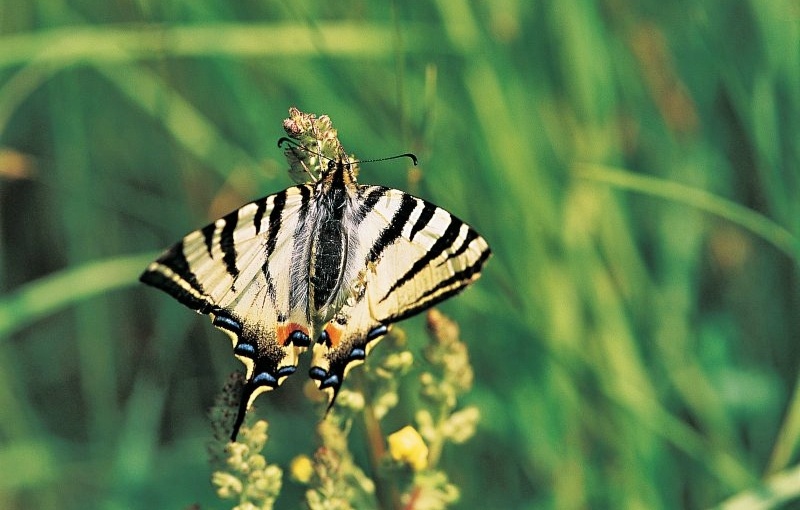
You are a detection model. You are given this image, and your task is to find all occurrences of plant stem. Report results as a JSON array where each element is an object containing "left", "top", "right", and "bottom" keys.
[{"left": 363, "top": 401, "right": 401, "bottom": 510}]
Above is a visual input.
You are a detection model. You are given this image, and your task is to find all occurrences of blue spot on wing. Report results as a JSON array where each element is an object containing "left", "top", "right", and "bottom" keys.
[
  {"left": 309, "top": 367, "right": 327, "bottom": 380},
  {"left": 367, "top": 324, "right": 388, "bottom": 340},
  {"left": 213, "top": 314, "right": 243, "bottom": 334},
  {"left": 253, "top": 371, "right": 278, "bottom": 386},
  {"left": 277, "top": 366, "right": 297, "bottom": 377},
  {"left": 234, "top": 342, "right": 256, "bottom": 357}
]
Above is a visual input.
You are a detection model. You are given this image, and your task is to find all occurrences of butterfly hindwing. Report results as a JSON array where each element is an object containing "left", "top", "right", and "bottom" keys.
[{"left": 309, "top": 294, "right": 388, "bottom": 407}]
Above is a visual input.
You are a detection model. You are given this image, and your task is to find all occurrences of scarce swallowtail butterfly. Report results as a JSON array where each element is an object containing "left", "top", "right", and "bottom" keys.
[{"left": 140, "top": 108, "right": 491, "bottom": 440}]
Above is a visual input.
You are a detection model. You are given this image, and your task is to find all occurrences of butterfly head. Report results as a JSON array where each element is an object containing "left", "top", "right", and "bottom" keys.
[{"left": 278, "top": 136, "right": 357, "bottom": 185}]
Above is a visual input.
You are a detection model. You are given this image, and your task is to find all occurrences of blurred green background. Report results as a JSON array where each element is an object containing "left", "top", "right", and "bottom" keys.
[{"left": 1, "top": 1, "right": 800, "bottom": 509}]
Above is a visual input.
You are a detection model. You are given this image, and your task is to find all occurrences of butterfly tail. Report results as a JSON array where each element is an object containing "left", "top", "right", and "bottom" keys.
[
  {"left": 230, "top": 382, "right": 253, "bottom": 442},
  {"left": 309, "top": 365, "right": 344, "bottom": 413}
]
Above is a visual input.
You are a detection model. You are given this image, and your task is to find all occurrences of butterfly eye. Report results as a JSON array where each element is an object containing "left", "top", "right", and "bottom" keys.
[{"left": 327, "top": 160, "right": 336, "bottom": 171}]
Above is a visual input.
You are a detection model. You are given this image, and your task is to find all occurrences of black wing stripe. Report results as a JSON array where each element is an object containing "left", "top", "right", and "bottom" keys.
[
  {"left": 297, "top": 185, "right": 313, "bottom": 224},
  {"left": 386, "top": 247, "right": 491, "bottom": 323},
  {"left": 408, "top": 201, "right": 437, "bottom": 242},
  {"left": 423, "top": 247, "right": 491, "bottom": 299},
  {"left": 140, "top": 240, "right": 212, "bottom": 312},
  {"left": 263, "top": 189, "right": 288, "bottom": 260},
  {"left": 261, "top": 187, "right": 312, "bottom": 296},
  {"left": 159, "top": 241, "right": 205, "bottom": 293},
  {"left": 253, "top": 196, "right": 269, "bottom": 234},
  {"left": 291, "top": 186, "right": 313, "bottom": 239},
  {"left": 140, "top": 268, "right": 213, "bottom": 312},
  {"left": 220, "top": 209, "right": 240, "bottom": 279},
  {"left": 201, "top": 223, "right": 215, "bottom": 257},
  {"left": 368, "top": 193, "right": 418, "bottom": 264},
  {"left": 444, "top": 226, "right": 479, "bottom": 261},
  {"left": 387, "top": 286, "right": 463, "bottom": 323},
  {"left": 354, "top": 186, "right": 389, "bottom": 224},
  {"left": 379, "top": 215, "right": 464, "bottom": 303}
]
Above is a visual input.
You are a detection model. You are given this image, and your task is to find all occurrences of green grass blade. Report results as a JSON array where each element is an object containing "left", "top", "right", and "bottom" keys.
[
  {"left": 577, "top": 163, "right": 800, "bottom": 261},
  {"left": 0, "top": 253, "right": 157, "bottom": 338}
]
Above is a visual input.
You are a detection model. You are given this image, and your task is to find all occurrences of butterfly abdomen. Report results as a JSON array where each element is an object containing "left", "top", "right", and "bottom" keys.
[{"left": 309, "top": 216, "right": 348, "bottom": 311}]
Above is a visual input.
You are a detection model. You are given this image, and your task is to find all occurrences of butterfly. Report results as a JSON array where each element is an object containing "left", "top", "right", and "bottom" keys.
[{"left": 141, "top": 115, "right": 490, "bottom": 440}]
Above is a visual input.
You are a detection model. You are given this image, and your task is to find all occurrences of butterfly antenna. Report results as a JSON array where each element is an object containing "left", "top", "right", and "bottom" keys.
[
  {"left": 358, "top": 153, "right": 418, "bottom": 166},
  {"left": 277, "top": 137, "right": 304, "bottom": 150},
  {"left": 278, "top": 137, "right": 418, "bottom": 166},
  {"left": 278, "top": 137, "right": 336, "bottom": 164}
]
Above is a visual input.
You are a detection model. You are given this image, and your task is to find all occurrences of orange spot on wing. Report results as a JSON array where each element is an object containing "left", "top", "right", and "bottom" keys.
[
  {"left": 325, "top": 324, "right": 343, "bottom": 348},
  {"left": 277, "top": 322, "right": 308, "bottom": 346}
]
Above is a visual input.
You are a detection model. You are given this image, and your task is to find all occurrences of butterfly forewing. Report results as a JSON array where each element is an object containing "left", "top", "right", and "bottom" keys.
[{"left": 367, "top": 189, "right": 490, "bottom": 322}]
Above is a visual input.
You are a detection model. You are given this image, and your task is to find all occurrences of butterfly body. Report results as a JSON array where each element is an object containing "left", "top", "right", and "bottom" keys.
[{"left": 142, "top": 151, "right": 490, "bottom": 440}]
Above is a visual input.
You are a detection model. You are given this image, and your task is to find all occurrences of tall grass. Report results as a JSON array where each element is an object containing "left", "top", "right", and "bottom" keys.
[{"left": 1, "top": 1, "right": 799, "bottom": 509}]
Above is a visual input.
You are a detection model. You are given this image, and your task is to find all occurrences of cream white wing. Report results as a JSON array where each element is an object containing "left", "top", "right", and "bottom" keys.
[{"left": 347, "top": 187, "right": 491, "bottom": 322}]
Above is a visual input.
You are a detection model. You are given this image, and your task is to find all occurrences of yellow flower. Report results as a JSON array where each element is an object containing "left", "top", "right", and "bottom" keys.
[
  {"left": 289, "top": 454, "right": 314, "bottom": 484},
  {"left": 388, "top": 426, "right": 429, "bottom": 471}
]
